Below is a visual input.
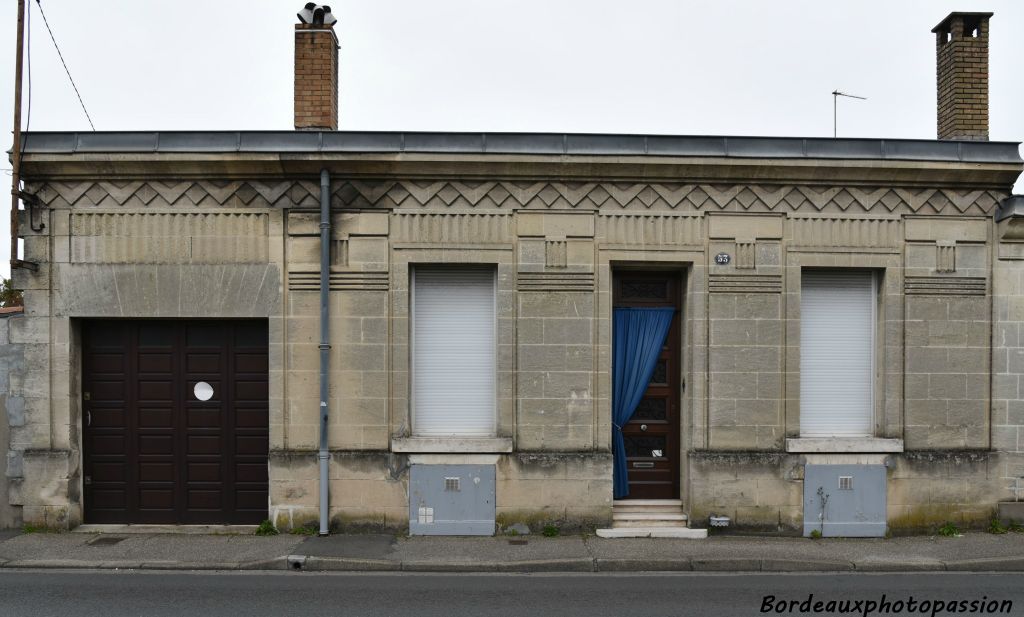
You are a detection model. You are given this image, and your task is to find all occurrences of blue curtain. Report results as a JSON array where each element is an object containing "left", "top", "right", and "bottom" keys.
[{"left": 612, "top": 307, "right": 675, "bottom": 499}]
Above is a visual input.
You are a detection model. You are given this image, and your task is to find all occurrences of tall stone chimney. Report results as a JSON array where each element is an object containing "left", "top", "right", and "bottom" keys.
[
  {"left": 294, "top": 4, "right": 339, "bottom": 130},
  {"left": 932, "top": 12, "right": 992, "bottom": 141}
]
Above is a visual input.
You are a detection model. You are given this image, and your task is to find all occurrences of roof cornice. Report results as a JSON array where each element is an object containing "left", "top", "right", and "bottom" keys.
[{"left": 16, "top": 131, "right": 1023, "bottom": 189}]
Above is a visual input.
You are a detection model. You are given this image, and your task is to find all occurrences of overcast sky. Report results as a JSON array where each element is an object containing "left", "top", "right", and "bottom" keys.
[{"left": 2, "top": 1, "right": 1022, "bottom": 277}]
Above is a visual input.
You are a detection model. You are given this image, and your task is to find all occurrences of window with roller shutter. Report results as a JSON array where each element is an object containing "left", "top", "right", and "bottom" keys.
[
  {"left": 412, "top": 268, "right": 497, "bottom": 437},
  {"left": 799, "top": 270, "right": 876, "bottom": 437}
]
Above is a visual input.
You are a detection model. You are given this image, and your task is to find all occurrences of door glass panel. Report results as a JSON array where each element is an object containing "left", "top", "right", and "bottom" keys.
[
  {"left": 620, "top": 280, "right": 668, "bottom": 301},
  {"left": 649, "top": 360, "right": 667, "bottom": 385},
  {"left": 623, "top": 435, "right": 667, "bottom": 458},
  {"left": 632, "top": 398, "right": 667, "bottom": 421}
]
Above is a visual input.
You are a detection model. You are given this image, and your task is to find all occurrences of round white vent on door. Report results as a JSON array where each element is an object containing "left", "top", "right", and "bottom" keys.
[{"left": 193, "top": 381, "right": 214, "bottom": 401}]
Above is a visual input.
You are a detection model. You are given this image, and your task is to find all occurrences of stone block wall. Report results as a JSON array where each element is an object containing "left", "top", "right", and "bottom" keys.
[
  {"left": 0, "top": 313, "right": 25, "bottom": 529},
  {"left": 707, "top": 214, "right": 785, "bottom": 450},
  {"left": 8, "top": 175, "right": 1019, "bottom": 531},
  {"left": 688, "top": 452, "right": 803, "bottom": 531},
  {"left": 993, "top": 215, "right": 1024, "bottom": 503},
  {"left": 903, "top": 218, "right": 991, "bottom": 449}
]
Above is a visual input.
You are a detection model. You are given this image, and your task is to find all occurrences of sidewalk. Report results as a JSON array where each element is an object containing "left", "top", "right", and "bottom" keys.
[{"left": 2, "top": 529, "right": 1024, "bottom": 572}]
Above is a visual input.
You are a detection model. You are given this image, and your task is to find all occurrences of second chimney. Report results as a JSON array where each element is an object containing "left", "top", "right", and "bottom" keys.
[
  {"left": 294, "top": 6, "right": 339, "bottom": 130},
  {"left": 933, "top": 11, "right": 992, "bottom": 141}
]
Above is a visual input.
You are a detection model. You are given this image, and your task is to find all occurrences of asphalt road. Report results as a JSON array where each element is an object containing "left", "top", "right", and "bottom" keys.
[{"left": 0, "top": 571, "right": 1022, "bottom": 617}]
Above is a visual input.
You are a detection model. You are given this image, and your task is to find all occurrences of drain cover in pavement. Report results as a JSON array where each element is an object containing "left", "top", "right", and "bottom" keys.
[
  {"left": 508, "top": 539, "right": 528, "bottom": 546},
  {"left": 88, "top": 536, "right": 126, "bottom": 546}
]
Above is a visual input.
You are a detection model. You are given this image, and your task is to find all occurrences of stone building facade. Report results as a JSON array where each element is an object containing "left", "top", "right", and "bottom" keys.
[{"left": 3, "top": 10, "right": 1023, "bottom": 534}]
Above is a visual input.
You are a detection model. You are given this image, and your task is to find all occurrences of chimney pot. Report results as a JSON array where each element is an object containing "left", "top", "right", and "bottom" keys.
[
  {"left": 932, "top": 11, "right": 993, "bottom": 141},
  {"left": 294, "top": 5, "right": 339, "bottom": 130}
]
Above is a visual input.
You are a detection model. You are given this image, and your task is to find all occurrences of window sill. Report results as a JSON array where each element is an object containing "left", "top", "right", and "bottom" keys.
[
  {"left": 391, "top": 437, "right": 513, "bottom": 454},
  {"left": 785, "top": 438, "right": 904, "bottom": 454}
]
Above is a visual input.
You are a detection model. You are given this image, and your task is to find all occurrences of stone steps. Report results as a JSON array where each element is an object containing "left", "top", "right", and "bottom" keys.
[
  {"left": 596, "top": 499, "right": 705, "bottom": 538},
  {"left": 612, "top": 512, "right": 688, "bottom": 522},
  {"left": 596, "top": 527, "right": 708, "bottom": 539}
]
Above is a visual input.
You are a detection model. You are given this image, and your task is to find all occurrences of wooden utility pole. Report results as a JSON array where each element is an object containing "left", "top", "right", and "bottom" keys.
[{"left": 9, "top": 0, "right": 26, "bottom": 268}]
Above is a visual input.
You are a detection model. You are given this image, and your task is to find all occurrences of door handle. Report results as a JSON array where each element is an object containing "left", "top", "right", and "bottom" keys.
[
  {"left": 86, "top": 411, "right": 91, "bottom": 427},
  {"left": 640, "top": 424, "right": 648, "bottom": 431}
]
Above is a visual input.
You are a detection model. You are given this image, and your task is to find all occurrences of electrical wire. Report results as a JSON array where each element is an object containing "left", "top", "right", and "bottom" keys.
[{"left": 34, "top": 0, "right": 94, "bottom": 131}]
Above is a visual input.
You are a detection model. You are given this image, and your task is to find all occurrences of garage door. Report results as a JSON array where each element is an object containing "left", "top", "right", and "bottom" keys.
[{"left": 83, "top": 320, "right": 269, "bottom": 524}]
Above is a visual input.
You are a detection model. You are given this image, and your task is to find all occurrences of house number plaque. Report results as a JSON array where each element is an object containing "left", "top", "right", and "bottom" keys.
[{"left": 714, "top": 252, "right": 731, "bottom": 265}]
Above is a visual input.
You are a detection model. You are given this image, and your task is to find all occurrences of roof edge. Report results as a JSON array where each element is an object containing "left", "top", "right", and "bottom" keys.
[{"left": 16, "top": 131, "right": 1024, "bottom": 165}]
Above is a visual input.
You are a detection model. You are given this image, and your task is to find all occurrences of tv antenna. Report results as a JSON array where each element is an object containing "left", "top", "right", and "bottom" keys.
[{"left": 832, "top": 90, "right": 867, "bottom": 138}]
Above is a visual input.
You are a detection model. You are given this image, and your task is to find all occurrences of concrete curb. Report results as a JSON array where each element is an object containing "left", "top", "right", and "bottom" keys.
[
  {"left": 945, "top": 558, "right": 1024, "bottom": 571},
  {"left": 302, "top": 557, "right": 400, "bottom": 572},
  {"left": 595, "top": 558, "right": 692, "bottom": 572},
  {"left": 690, "top": 558, "right": 761, "bottom": 571},
  {"left": 852, "top": 560, "right": 945, "bottom": 572},
  {"left": 6, "top": 555, "right": 1024, "bottom": 573},
  {"left": 400, "top": 558, "right": 595, "bottom": 573},
  {"left": 761, "top": 559, "right": 854, "bottom": 572}
]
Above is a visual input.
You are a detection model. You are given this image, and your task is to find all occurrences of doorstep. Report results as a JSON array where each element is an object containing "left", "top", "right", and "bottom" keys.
[
  {"left": 595, "top": 527, "right": 708, "bottom": 539},
  {"left": 73, "top": 524, "right": 258, "bottom": 535}
]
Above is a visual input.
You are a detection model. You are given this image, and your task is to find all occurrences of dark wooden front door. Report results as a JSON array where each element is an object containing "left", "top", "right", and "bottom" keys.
[
  {"left": 613, "top": 272, "right": 682, "bottom": 500},
  {"left": 82, "top": 320, "right": 269, "bottom": 524}
]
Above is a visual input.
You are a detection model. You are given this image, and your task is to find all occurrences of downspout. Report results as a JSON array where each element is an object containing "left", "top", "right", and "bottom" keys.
[{"left": 318, "top": 168, "right": 331, "bottom": 536}]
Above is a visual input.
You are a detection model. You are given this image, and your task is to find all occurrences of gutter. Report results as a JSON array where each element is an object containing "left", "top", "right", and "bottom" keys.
[{"left": 318, "top": 168, "right": 331, "bottom": 536}]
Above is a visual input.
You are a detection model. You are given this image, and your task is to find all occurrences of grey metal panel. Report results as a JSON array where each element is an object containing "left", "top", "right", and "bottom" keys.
[
  {"left": 76, "top": 132, "right": 158, "bottom": 152},
  {"left": 404, "top": 132, "right": 483, "bottom": 153},
  {"left": 726, "top": 137, "right": 806, "bottom": 158},
  {"left": 884, "top": 140, "right": 962, "bottom": 161},
  {"left": 158, "top": 132, "right": 240, "bottom": 152},
  {"left": 805, "top": 139, "right": 885, "bottom": 160},
  {"left": 485, "top": 133, "right": 565, "bottom": 154},
  {"left": 321, "top": 132, "right": 403, "bottom": 152},
  {"left": 409, "top": 464, "right": 495, "bottom": 536},
  {"left": 803, "top": 464, "right": 887, "bottom": 537},
  {"left": 646, "top": 136, "right": 726, "bottom": 157},
  {"left": 566, "top": 134, "right": 646, "bottom": 155},
  {"left": 960, "top": 141, "right": 1024, "bottom": 164},
  {"left": 239, "top": 131, "right": 321, "bottom": 152},
  {"left": 20, "top": 132, "right": 77, "bottom": 153},
  {"left": 15, "top": 131, "right": 1024, "bottom": 164},
  {"left": 996, "top": 195, "right": 1024, "bottom": 222}
]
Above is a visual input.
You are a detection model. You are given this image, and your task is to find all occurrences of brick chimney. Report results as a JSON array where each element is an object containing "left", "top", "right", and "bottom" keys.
[
  {"left": 932, "top": 12, "right": 992, "bottom": 141},
  {"left": 294, "top": 4, "right": 339, "bottom": 130}
]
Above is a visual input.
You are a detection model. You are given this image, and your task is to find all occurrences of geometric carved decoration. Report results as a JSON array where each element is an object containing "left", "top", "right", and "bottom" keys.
[
  {"left": 289, "top": 271, "right": 389, "bottom": 292},
  {"left": 734, "top": 241, "right": 756, "bottom": 269},
  {"left": 936, "top": 242, "right": 956, "bottom": 273},
  {"left": 517, "top": 272, "right": 594, "bottom": 292},
  {"left": 708, "top": 274, "right": 782, "bottom": 294},
  {"left": 904, "top": 276, "right": 985, "bottom": 296},
  {"left": 598, "top": 214, "right": 702, "bottom": 244},
  {"left": 789, "top": 216, "right": 902, "bottom": 249},
  {"left": 545, "top": 240, "right": 567, "bottom": 268},
  {"left": 69, "top": 212, "right": 269, "bottom": 264},
  {"left": 391, "top": 212, "right": 511, "bottom": 244},
  {"left": 29, "top": 180, "right": 1008, "bottom": 216}
]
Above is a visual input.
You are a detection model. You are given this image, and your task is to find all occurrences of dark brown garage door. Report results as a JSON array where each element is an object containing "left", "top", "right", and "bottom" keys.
[{"left": 83, "top": 320, "right": 269, "bottom": 525}]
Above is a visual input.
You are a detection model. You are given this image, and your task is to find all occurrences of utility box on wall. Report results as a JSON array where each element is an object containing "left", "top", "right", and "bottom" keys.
[
  {"left": 803, "top": 464, "right": 886, "bottom": 537},
  {"left": 409, "top": 464, "right": 496, "bottom": 536}
]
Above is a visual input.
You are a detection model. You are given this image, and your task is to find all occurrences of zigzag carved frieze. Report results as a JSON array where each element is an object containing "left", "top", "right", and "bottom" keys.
[{"left": 28, "top": 180, "right": 1005, "bottom": 215}]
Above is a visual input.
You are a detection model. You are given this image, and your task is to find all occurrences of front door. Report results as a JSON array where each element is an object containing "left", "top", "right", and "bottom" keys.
[
  {"left": 613, "top": 271, "right": 682, "bottom": 500},
  {"left": 82, "top": 320, "right": 269, "bottom": 524}
]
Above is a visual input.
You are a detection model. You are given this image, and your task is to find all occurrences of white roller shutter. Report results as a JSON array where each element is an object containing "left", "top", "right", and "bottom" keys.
[
  {"left": 800, "top": 271, "right": 875, "bottom": 437},
  {"left": 412, "top": 268, "right": 496, "bottom": 436}
]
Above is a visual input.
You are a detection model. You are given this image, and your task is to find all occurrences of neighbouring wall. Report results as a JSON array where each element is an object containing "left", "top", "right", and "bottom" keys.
[{"left": 0, "top": 312, "right": 25, "bottom": 529}]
